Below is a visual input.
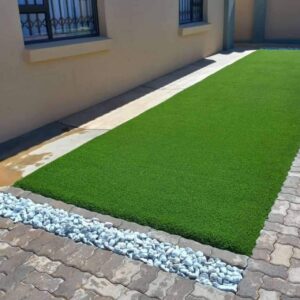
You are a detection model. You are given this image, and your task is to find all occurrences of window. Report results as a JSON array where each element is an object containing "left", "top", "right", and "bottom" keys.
[
  {"left": 18, "top": 0, "right": 99, "bottom": 44},
  {"left": 179, "top": 0, "right": 204, "bottom": 25}
]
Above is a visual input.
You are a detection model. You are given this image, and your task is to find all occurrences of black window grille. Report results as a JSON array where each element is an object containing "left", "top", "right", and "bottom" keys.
[
  {"left": 18, "top": 0, "right": 99, "bottom": 44},
  {"left": 179, "top": 0, "right": 204, "bottom": 25}
]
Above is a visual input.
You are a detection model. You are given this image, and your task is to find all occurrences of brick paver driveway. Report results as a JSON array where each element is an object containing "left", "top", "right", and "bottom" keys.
[{"left": 0, "top": 149, "right": 300, "bottom": 299}]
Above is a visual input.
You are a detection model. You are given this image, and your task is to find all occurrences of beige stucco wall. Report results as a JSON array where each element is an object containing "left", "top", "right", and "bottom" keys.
[
  {"left": 265, "top": 0, "right": 300, "bottom": 40},
  {"left": 0, "top": 0, "right": 224, "bottom": 144},
  {"left": 234, "top": 0, "right": 255, "bottom": 42}
]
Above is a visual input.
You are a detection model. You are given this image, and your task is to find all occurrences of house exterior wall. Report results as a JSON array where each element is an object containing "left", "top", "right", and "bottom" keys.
[
  {"left": 0, "top": 0, "right": 225, "bottom": 144},
  {"left": 265, "top": 0, "right": 300, "bottom": 41},
  {"left": 234, "top": 0, "right": 254, "bottom": 42},
  {"left": 235, "top": 0, "right": 300, "bottom": 43}
]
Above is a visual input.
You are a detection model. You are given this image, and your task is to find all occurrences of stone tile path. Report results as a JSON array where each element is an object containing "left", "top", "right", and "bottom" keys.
[
  {"left": 236, "top": 149, "right": 300, "bottom": 300},
  {"left": 1, "top": 147, "right": 300, "bottom": 300},
  {"left": 0, "top": 49, "right": 254, "bottom": 187},
  {"left": 0, "top": 187, "right": 248, "bottom": 300},
  {"left": 1, "top": 148, "right": 300, "bottom": 299}
]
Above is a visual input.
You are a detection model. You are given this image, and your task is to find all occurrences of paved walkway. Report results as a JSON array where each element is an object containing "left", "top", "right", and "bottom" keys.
[
  {"left": 0, "top": 49, "right": 254, "bottom": 187},
  {"left": 1, "top": 147, "right": 300, "bottom": 300},
  {"left": 236, "top": 149, "right": 300, "bottom": 300},
  {"left": 0, "top": 186, "right": 248, "bottom": 300}
]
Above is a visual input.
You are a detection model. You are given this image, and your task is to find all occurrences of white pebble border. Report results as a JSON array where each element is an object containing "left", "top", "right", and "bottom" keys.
[{"left": 0, "top": 192, "right": 243, "bottom": 292}]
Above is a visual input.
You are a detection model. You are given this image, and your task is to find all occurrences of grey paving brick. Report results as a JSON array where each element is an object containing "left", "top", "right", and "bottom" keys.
[
  {"left": 178, "top": 237, "right": 212, "bottom": 257},
  {"left": 290, "top": 202, "right": 300, "bottom": 210},
  {"left": 0, "top": 290, "right": 5, "bottom": 299},
  {"left": 187, "top": 282, "right": 234, "bottom": 300},
  {"left": 285, "top": 210, "right": 300, "bottom": 228},
  {"left": 118, "top": 290, "right": 155, "bottom": 300},
  {"left": 294, "top": 248, "right": 300, "bottom": 260},
  {"left": 2, "top": 282, "right": 35, "bottom": 300},
  {"left": 94, "top": 213, "right": 123, "bottom": 228},
  {"left": 83, "top": 275, "right": 127, "bottom": 298},
  {"left": 0, "top": 229, "right": 8, "bottom": 240},
  {"left": 278, "top": 234, "right": 300, "bottom": 248},
  {"left": 0, "top": 264, "right": 34, "bottom": 293},
  {"left": 71, "top": 288, "right": 112, "bottom": 300},
  {"left": 145, "top": 271, "right": 177, "bottom": 299},
  {"left": 65, "top": 243, "right": 96, "bottom": 270},
  {"left": 50, "top": 199, "right": 75, "bottom": 212},
  {"left": 268, "top": 213, "right": 285, "bottom": 224},
  {"left": 36, "top": 234, "right": 70, "bottom": 260},
  {"left": 290, "top": 258, "right": 300, "bottom": 268},
  {"left": 26, "top": 192, "right": 56, "bottom": 206},
  {"left": 23, "top": 230, "right": 57, "bottom": 253},
  {"left": 22, "top": 286, "right": 63, "bottom": 300},
  {"left": 119, "top": 220, "right": 150, "bottom": 232},
  {"left": 264, "top": 221, "right": 298, "bottom": 236},
  {"left": 102, "top": 256, "right": 142, "bottom": 286},
  {"left": 17, "top": 190, "right": 32, "bottom": 199},
  {"left": 270, "top": 243, "right": 293, "bottom": 267},
  {"left": 291, "top": 166, "right": 300, "bottom": 173},
  {"left": 148, "top": 230, "right": 180, "bottom": 245},
  {"left": 211, "top": 247, "right": 248, "bottom": 268},
  {"left": 70, "top": 206, "right": 98, "bottom": 220},
  {"left": 284, "top": 176, "right": 300, "bottom": 188},
  {"left": 270, "top": 200, "right": 289, "bottom": 216},
  {"left": 281, "top": 296, "right": 300, "bottom": 300},
  {"left": 97, "top": 253, "right": 124, "bottom": 279},
  {"left": 247, "top": 259, "right": 288, "bottom": 279},
  {"left": 110, "top": 257, "right": 141, "bottom": 286},
  {"left": 33, "top": 196, "right": 72, "bottom": 212},
  {"left": 278, "top": 193, "right": 300, "bottom": 204},
  {"left": 0, "top": 242, "right": 19, "bottom": 259},
  {"left": 82, "top": 249, "right": 113, "bottom": 275},
  {"left": 251, "top": 249, "right": 271, "bottom": 261},
  {"left": 281, "top": 187, "right": 300, "bottom": 197},
  {"left": 262, "top": 276, "right": 300, "bottom": 298},
  {"left": 236, "top": 271, "right": 263, "bottom": 299},
  {"left": 288, "top": 267, "right": 300, "bottom": 283},
  {"left": 255, "top": 230, "right": 277, "bottom": 251},
  {"left": 0, "top": 250, "right": 32, "bottom": 274},
  {"left": 52, "top": 264, "right": 89, "bottom": 299},
  {"left": 24, "top": 254, "right": 61, "bottom": 274},
  {"left": 165, "top": 278, "right": 194, "bottom": 300},
  {"left": 48, "top": 238, "right": 83, "bottom": 262},
  {"left": 5, "top": 187, "right": 25, "bottom": 198},
  {"left": 258, "top": 289, "right": 280, "bottom": 300},
  {"left": 1, "top": 224, "right": 43, "bottom": 248},
  {"left": 23, "top": 270, "right": 64, "bottom": 292},
  {"left": 0, "top": 217, "right": 15, "bottom": 230},
  {"left": 128, "top": 264, "right": 159, "bottom": 294}
]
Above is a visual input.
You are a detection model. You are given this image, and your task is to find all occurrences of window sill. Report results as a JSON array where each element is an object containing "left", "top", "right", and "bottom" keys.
[
  {"left": 179, "top": 22, "right": 212, "bottom": 37},
  {"left": 23, "top": 37, "right": 112, "bottom": 63}
]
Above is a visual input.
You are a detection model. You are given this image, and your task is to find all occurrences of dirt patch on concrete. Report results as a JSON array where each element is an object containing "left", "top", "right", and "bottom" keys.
[{"left": 0, "top": 127, "right": 90, "bottom": 187}]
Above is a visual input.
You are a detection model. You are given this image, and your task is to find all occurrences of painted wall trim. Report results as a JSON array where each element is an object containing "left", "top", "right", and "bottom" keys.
[
  {"left": 253, "top": 0, "right": 267, "bottom": 43},
  {"left": 223, "top": 0, "right": 236, "bottom": 50}
]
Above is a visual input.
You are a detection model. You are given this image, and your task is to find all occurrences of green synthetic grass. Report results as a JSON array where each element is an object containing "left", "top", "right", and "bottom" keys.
[{"left": 16, "top": 50, "right": 300, "bottom": 255}]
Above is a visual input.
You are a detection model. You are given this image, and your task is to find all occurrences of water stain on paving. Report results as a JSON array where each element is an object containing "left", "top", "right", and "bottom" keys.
[
  {"left": 0, "top": 127, "right": 91, "bottom": 187},
  {"left": 0, "top": 152, "right": 51, "bottom": 187}
]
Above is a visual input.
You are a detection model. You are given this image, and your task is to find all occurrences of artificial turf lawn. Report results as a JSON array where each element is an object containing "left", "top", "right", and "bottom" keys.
[{"left": 15, "top": 50, "right": 300, "bottom": 255}]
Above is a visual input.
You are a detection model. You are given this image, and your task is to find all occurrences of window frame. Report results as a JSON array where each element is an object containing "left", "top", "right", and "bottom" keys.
[
  {"left": 18, "top": 0, "right": 100, "bottom": 45},
  {"left": 179, "top": 0, "right": 204, "bottom": 25}
]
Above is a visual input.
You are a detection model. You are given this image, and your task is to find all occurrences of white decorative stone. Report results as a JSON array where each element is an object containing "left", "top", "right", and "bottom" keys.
[{"left": 0, "top": 192, "right": 244, "bottom": 292}]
